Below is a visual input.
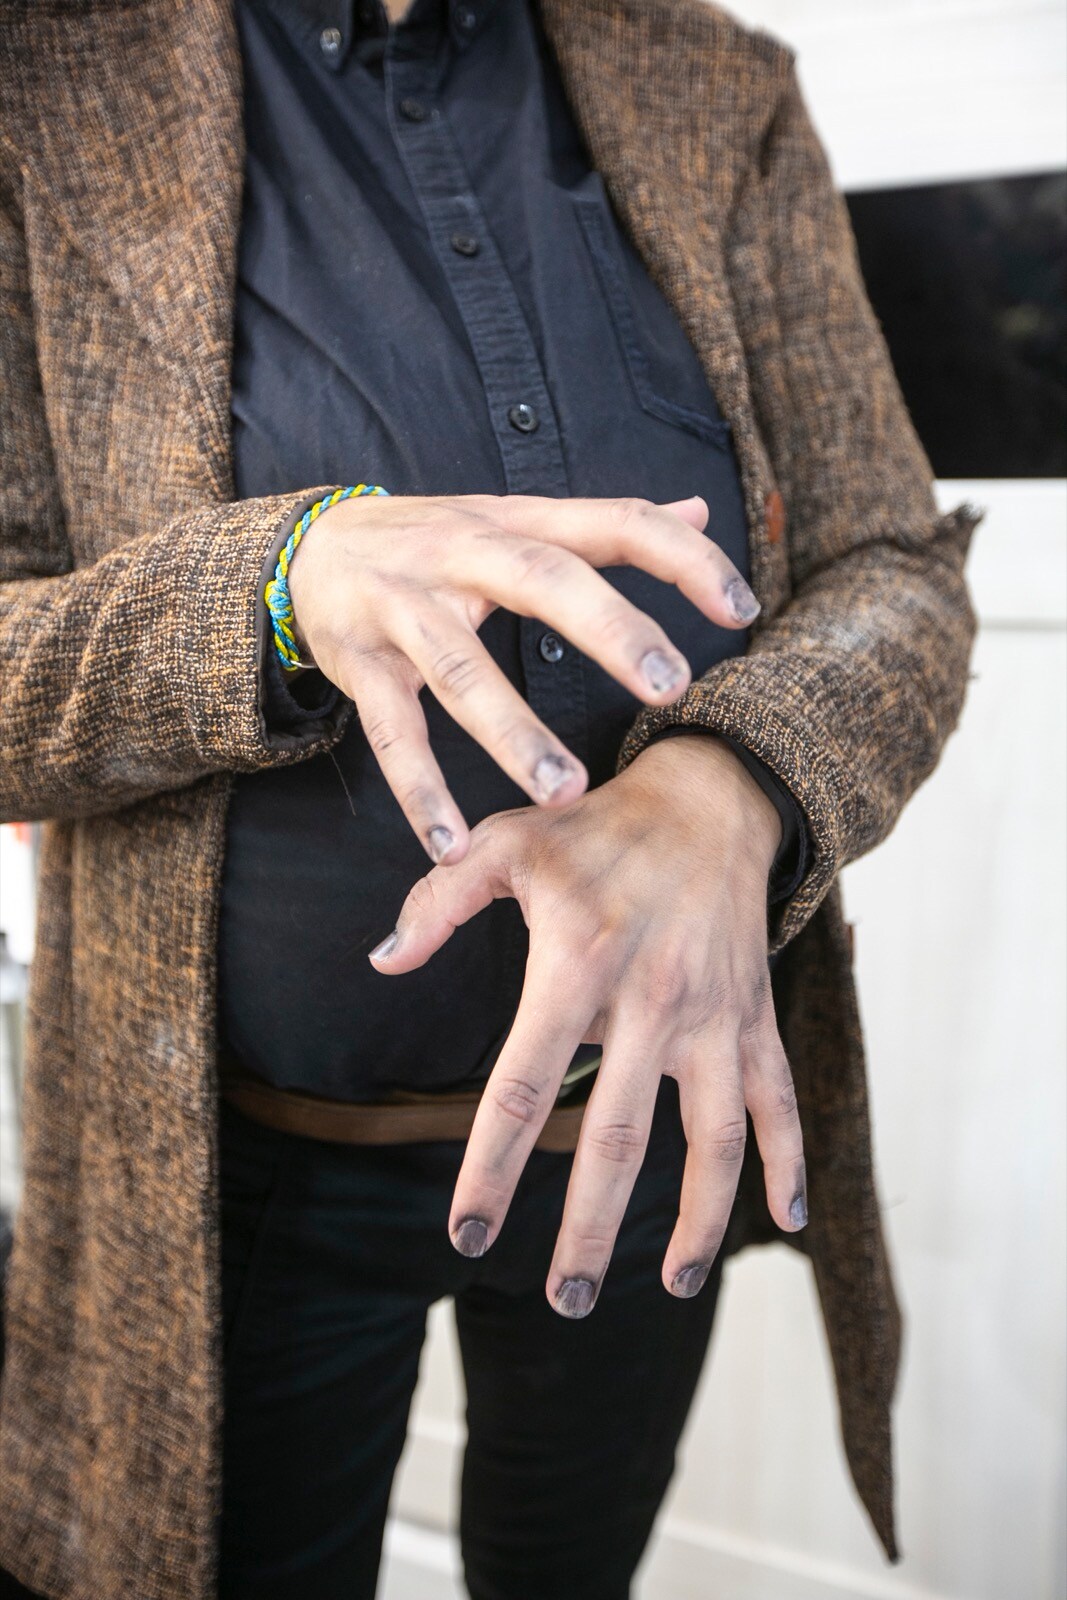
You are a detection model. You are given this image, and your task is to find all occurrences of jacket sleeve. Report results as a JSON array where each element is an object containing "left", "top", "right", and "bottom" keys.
[
  {"left": 0, "top": 147, "right": 351, "bottom": 825},
  {"left": 616, "top": 60, "right": 982, "bottom": 952}
]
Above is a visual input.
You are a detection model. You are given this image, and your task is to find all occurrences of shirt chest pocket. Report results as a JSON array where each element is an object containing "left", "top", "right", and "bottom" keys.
[{"left": 570, "top": 185, "right": 732, "bottom": 453}]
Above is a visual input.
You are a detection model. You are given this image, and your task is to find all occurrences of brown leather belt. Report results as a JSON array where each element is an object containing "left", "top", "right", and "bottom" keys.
[{"left": 219, "top": 1071, "right": 587, "bottom": 1153}]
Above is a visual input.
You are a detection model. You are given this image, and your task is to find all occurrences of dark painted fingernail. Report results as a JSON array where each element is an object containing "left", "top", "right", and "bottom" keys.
[
  {"left": 641, "top": 648, "right": 685, "bottom": 694},
  {"left": 533, "top": 753, "right": 574, "bottom": 801},
  {"left": 452, "top": 1218, "right": 490, "bottom": 1258},
  {"left": 427, "top": 825, "right": 454, "bottom": 863},
  {"left": 789, "top": 1191, "right": 808, "bottom": 1229},
  {"left": 725, "top": 576, "right": 761, "bottom": 624},
  {"left": 671, "top": 1263, "right": 711, "bottom": 1298},
  {"left": 369, "top": 929, "right": 399, "bottom": 962},
  {"left": 554, "top": 1278, "right": 596, "bottom": 1318}
]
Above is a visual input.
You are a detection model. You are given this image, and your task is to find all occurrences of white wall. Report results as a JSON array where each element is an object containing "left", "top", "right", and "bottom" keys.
[
  {"left": 741, "top": 0, "right": 1067, "bottom": 191},
  {"left": 384, "top": 4, "right": 1067, "bottom": 1598}
]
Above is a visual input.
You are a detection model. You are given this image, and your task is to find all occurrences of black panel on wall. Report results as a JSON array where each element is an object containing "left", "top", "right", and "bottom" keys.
[{"left": 846, "top": 171, "right": 1067, "bottom": 479}]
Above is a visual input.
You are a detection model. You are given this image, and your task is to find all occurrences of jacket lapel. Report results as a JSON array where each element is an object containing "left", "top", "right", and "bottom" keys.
[{"left": 14, "top": 0, "right": 244, "bottom": 497}]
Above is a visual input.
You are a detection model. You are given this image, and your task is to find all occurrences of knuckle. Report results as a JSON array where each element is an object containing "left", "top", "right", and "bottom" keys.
[
  {"left": 568, "top": 1219, "right": 617, "bottom": 1253},
  {"left": 607, "top": 496, "right": 653, "bottom": 534},
  {"left": 363, "top": 714, "right": 408, "bottom": 757},
  {"left": 708, "top": 1118, "right": 748, "bottom": 1166},
  {"left": 581, "top": 931, "right": 621, "bottom": 986},
  {"left": 592, "top": 603, "right": 641, "bottom": 652},
  {"left": 774, "top": 1076, "right": 800, "bottom": 1119},
  {"left": 584, "top": 1119, "right": 646, "bottom": 1165},
  {"left": 491, "top": 1075, "right": 548, "bottom": 1127},
  {"left": 738, "top": 973, "right": 775, "bottom": 1043},
  {"left": 406, "top": 875, "right": 439, "bottom": 917},
  {"left": 513, "top": 541, "right": 574, "bottom": 588},
  {"left": 338, "top": 628, "right": 392, "bottom": 669},
  {"left": 493, "top": 715, "right": 539, "bottom": 755},
  {"left": 746, "top": 967, "right": 773, "bottom": 1019},
  {"left": 640, "top": 958, "right": 692, "bottom": 1015},
  {"left": 431, "top": 648, "right": 483, "bottom": 699},
  {"left": 686, "top": 979, "right": 733, "bottom": 1035}
]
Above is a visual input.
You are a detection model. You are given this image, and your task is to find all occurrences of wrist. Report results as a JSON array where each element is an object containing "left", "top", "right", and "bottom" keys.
[
  {"left": 627, "top": 732, "right": 783, "bottom": 865},
  {"left": 269, "top": 484, "right": 389, "bottom": 673}
]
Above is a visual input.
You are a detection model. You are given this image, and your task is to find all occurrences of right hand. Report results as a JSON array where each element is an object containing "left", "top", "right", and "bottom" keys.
[{"left": 287, "top": 491, "right": 761, "bottom": 864}]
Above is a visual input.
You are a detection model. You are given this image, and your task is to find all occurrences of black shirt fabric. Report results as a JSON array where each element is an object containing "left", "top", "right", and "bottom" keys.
[{"left": 218, "top": 0, "right": 807, "bottom": 1101}]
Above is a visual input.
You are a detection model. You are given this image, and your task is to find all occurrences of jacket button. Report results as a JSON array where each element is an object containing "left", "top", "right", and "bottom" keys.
[
  {"left": 450, "top": 232, "right": 480, "bottom": 256},
  {"left": 764, "top": 487, "right": 786, "bottom": 545},
  {"left": 508, "top": 403, "right": 539, "bottom": 433},
  {"left": 319, "top": 26, "right": 343, "bottom": 57},
  {"left": 539, "top": 631, "right": 565, "bottom": 663},
  {"left": 399, "top": 97, "right": 429, "bottom": 122}
]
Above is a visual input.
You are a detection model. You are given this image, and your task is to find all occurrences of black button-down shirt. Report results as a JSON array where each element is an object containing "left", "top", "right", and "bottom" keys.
[{"left": 218, "top": 0, "right": 806, "bottom": 1101}]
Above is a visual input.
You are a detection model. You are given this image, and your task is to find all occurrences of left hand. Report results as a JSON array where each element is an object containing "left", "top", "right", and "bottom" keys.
[{"left": 369, "top": 733, "right": 807, "bottom": 1316}]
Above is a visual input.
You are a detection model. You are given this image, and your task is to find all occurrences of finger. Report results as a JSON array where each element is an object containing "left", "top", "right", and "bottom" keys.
[
  {"left": 661, "top": 494, "right": 713, "bottom": 531},
  {"left": 545, "top": 1018, "right": 660, "bottom": 1318},
  {"left": 740, "top": 997, "right": 807, "bottom": 1233},
  {"left": 350, "top": 661, "right": 471, "bottom": 866},
  {"left": 661, "top": 1039, "right": 748, "bottom": 1297},
  {"left": 391, "top": 604, "right": 589, "bottom": 809},
  {"left": 473, "top": 494, "right": 761, "bottom": 629},
  {"left": 447, "top": 950, "right": 594, "bottom": 1258},
  {"left": 367, "top": 815, "right": 517, "bottom": 972},
  {"left": 444, "top": 534, "right": 693, "bottom": 705}
]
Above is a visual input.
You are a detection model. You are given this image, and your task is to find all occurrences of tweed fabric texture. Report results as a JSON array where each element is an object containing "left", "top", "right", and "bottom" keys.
[{"left": 0, "top": 1, "right": 979, "bottom": 1595}]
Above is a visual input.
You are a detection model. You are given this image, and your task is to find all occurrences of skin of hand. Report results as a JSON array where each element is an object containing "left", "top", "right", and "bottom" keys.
[
  {"left": 368, "top": 731, "right": 807, "bottom": 1316},
  {"left": 286, "top": 492, "right": 761, "bottom": 865}
]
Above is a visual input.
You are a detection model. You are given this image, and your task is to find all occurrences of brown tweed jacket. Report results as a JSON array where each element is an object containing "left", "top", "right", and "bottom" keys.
[{"left": 0, "top": 1, "right": 980, "bottom": 1595}]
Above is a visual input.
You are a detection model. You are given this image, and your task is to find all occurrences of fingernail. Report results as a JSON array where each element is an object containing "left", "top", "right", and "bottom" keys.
[
  {"left": 725, "top": 576, "right": 761, "bottom": 624},
  {"left": 671, "top": 1263, "right": 711, "bottom": 1298},
  {"left": 554, "top": 1278, "right": 596, "bottom": 1318},
  {"left": 789, "top": 1191, "right": 808, "bottom": 1229},
  {"left": 427, "top": 825, "right": 454, "bottom": 863},
  {"left": 532, "top": 753, "right": 574, "bottom": 801},
  {"left": 452, "top": 1218, "right": 490, "bottom": 1258},
  {"left": 641, "top": 649, "right": 685, "bottom": 694},
  {"left": 369, "top": 929, "right": 399, "bottom": 962}
]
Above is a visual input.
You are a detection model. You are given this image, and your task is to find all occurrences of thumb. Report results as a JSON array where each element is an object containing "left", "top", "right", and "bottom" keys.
[{"left": 368, "top": 820, "right": 518, "bottom": 974}]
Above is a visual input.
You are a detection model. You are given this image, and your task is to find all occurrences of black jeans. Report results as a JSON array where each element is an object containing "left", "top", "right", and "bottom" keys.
[{"left": 218, "top": 1075, "right": 725, "bottom": 1600}]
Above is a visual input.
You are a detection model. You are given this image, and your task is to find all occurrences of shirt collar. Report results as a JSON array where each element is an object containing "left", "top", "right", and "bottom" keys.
[{"left": 280, "top": 0, "right": 499, "bottom": 70}]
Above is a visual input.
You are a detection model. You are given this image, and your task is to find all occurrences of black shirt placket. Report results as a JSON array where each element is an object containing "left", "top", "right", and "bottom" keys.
[{"left": 385, "top": 38, "right": 590, "bottom": 763}]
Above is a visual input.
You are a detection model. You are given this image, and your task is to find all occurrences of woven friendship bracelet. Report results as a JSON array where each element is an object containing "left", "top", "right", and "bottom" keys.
[{"left": 265, "top": 484, "right": 389, "bottom": 671}]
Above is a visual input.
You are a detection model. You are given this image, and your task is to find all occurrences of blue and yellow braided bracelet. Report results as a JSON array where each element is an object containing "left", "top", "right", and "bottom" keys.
[{"left": 265, "top": 484, "right": 389, "bottom": 671}]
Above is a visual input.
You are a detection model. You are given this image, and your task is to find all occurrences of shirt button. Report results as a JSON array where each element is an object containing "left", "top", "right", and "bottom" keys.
[
  {"left": 455, "top": 4, "right": 477, "bottom": 28},
  {"left": 399, "top": 97, "right": 429, "bottom": 122},
  {"left": 319, "top": 26, "right": 343, "bottom": 57},
  {"left": 539, "top": 631, "right": 565, "bottom": 664},
  {"left": 450, "top": 232, "right": 480, "bottom": 256},
  {"left": 508, "top": 403, "right": 539, "bottom": 434}
]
